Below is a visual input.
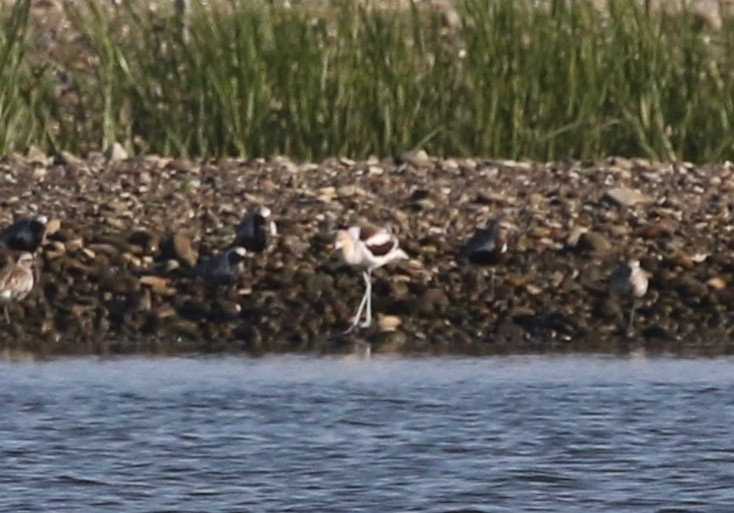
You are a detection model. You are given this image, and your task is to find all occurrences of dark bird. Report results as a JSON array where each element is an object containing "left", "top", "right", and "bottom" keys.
[
  {"left": 334, "top": 223, "right": 408, "bottom": 333},
  {"left": 609, "top": 259, "right": 649, "bottom": 333},
  {"left": 0, "top": 252, "right": 36, "bottom": 323},
  {"left": 234, "top": 206, "right": 277, "bottom": 253},
  {"left": 0, "top": 215, "right": 48, "bottom": 253},
  {"left": 192, "top": 246, "right": 248, "bottom": 285},
  {"left": 459, "top": 218, "right": 509, "bottom": 295}
]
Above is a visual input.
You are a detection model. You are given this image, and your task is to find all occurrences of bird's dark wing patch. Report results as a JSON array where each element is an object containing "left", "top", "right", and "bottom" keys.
[
  {"left": 366, "top": 239, "right": 397, "bottom": 257},
  {"left": 460, "top": 228, "right": 496, "bottom": 255}
]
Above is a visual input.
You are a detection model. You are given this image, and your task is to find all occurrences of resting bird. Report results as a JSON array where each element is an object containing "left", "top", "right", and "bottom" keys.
[
  {"left": 192, "top": 247, "right": 248, "bottom": 285},
  {"left": 234, "top": 206, "right": 277, "bottom": 253},
  {"left": 334, "top": 223, "right": 408, "bottom": 333},
  {"left": 458, "top": 218, "right": 509, "bottom": 295},
  {"left": 0, "top": 252, "right": 36, "bottom": 323},
  {"left": 609, "top": 259, "right": 649, "bottom": 333},
  {"left": 0, "top": 215, "right": 48, "bottom": 252}
]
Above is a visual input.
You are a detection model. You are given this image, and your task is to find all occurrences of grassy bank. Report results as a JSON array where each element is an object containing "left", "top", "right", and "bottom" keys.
[{"left": 1, "top": 0, "right": 733, "bottom": 161}]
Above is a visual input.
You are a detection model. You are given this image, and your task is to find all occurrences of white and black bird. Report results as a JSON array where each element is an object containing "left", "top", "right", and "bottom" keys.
[
  {"left": 0, "top": 215, "right": 48, "bottom": 253},
  {"left": 609, "top": 259, "right": 649, "bottom": 333},
  {"left": 459, "top": 218, "right": 509, "bottom": 295},
  {"left": 0, "top": 252, "right": 36, "bottom": 323},
  {"left": 234, "top": 206, "right": 277, "bottom": 254},
  {"left": 192, "top": 246, "right": 248, "bottom": 285},
  {"left": 334, "top": 223, "right": 408, "bottom": 333}
]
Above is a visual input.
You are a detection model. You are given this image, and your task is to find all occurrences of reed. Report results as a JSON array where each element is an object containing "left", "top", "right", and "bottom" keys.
[
  {"left": 0, "top": 0, "right": 56, "bottom": 155},
  {"left": 1, "top": 0, "right": 733, "bottom": 161}
]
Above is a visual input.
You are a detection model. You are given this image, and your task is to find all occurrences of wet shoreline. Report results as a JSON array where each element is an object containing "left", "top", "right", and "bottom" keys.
[{"left": 2, "top": 151, "right": 733, "bottom": 356}]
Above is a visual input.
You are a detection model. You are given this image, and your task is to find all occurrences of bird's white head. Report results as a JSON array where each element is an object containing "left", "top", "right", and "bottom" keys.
[
  {"left": 254, "top": 206, "right": 277, "bottom": 236},
  {"left": 334, "top": 229, "right": 353, "bottom": 251},
  {"left": 253, "top": 206, "right": 272, "bottom": 219}
]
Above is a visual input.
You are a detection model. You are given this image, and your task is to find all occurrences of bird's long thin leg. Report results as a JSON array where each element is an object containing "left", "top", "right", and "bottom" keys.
[
  {"left": 360, "top": 270, "right": 373, "bottom": 328},
  {"left": 627, "top": 300, "right": 638, "bottom": 334},
  {"left": 345, "top": 275, "right": 370, "bottom": 334},
  {"left": 490, "top": 268, "right": 496, "bottom": 298},
  {"left": 3, "top": 306, "right": 9, "bottom": 324}
]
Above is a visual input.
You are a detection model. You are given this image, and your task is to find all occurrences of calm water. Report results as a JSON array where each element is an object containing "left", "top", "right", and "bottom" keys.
[{"left": 1, "top": 355, "right": 733, "bottom": 512}]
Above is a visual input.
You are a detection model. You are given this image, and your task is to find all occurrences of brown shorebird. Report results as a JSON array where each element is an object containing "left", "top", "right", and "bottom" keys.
[
  {"left": 0, "top": 252, "right": 36, "bottom": 323},
  {"left": 459, "top": 218, "right": 509, "bottom": 296},
  {"left": 609, "top": 259, "right": 649, "bottom": 333},
  {"left": 0, "top": 215, "right": 48, "bottom": 253},
  {"left": 334, "top": 223, "right": 408, "bottom": 333},
  {"left": 234, "top": 206, "right": 277, "bottom": 254}
]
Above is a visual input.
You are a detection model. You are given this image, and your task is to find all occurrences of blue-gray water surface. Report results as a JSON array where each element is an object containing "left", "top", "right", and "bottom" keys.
[{"left": 1, "top": 355, "right": 733, "bottom": 512}]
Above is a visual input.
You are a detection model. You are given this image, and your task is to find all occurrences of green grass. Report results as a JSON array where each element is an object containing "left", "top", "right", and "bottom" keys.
[
  {"left": 2, "top": 0, "right": 734, "bottom": 161},
  {"left": 0, "top": 0, "right": 57, "bottom": 156}
]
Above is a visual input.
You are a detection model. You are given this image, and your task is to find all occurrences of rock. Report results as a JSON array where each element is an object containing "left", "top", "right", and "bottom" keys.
[
  {"left": 53, "top": 151, "right": 84, "bottom": 166},
  {"left": 417, "top": 288, "right": 450, "bottom": 316},
  {"left": 676, "top": 277, "right": 708, "bottom": 299},
  {"left": 104, "top": 142, "right": 129, "bottom": 161},
  {"left": 603, "top": 187, "right": 653, "bottom": 207},
  {"left": 707, "top": 277, "right": 726, "bottom": 290},
  {"left": 440, "top": 8, "right": 461, "bottom": 29},
  {"left": 398, "top": 149, "right": 431, "bottom": 167},
  {"left": 140, "top": 275, "right": 175, "bottom": 295},
  {"left": 642, "top": 324, "right": 674, "bottom": 341},
  {"left": 565, "top": 226, "right": 588, "bottom": 249},
  {"left": 576, "top": 231, "right": 612, "bottom": 254},
  {"left": 45, "top": 218, "right": 62, "bottom": 236},
  {"left": 377, "top": 315, "right": 402, "bottom": 332},
  {"left": 25, "top": 145, "right": 48, "bottom": 164},
  {"left": 637, "top": 220, "right": 674, "bottom": 239},
  {"left": 128, "top": 230, "right": 160, "bottom": 255},
  {"left": 160, "top": 231, "right": 198, "bottom": 267},
  {"left": 491, "top": 319, "right": 526, "bottom": 346}
]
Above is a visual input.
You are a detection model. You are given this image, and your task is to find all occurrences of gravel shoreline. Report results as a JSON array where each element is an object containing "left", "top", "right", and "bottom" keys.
[{"left": 2, "top": 150, "right": 734, "bottom": 356}]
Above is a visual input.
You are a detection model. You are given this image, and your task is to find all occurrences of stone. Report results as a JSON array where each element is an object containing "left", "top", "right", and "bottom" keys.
[
  {"left": 398, "top": 149, "right": 431, "bottom": 167},
  {"left": 103, "top": 142, "right": 129, "bottom": 161},
  {"left": 638, "top": 220, "right": 674, "bottom": 239},
  {"left": 576, "top": 231, "right": 612, "bottom": 254},
  {"left": 160, "top": 231, "right": 198, "bottom": 267},
  {"left": 53, "top": 151, "right": 84, "bottom": 166},
  {"left": 603, "top": 187, "right": 653, "bottom": 207},
  {"left": 377, "top": 315, "right": 402, "bottom": 332},
  {"left": 707, "top": 277, "right": 726, "bottom": 290}
]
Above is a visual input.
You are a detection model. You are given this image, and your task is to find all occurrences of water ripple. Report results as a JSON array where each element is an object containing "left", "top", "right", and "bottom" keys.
[{"left": 1, "top": 355, "right": 733, "bottom": 512}]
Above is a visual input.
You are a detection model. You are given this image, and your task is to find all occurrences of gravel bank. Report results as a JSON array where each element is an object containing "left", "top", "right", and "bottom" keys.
[{"left": 2, "top": 150, "right": 734, "bottom": 356}]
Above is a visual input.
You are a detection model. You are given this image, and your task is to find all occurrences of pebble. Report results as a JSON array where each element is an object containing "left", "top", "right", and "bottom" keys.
[
  {"left": 0, "top": 155, "right": 731, "bottom": 355},
  {"left": 603, "top": 187, "right": 653, "bottom": 207},
  {"left": 104, "top": 142, "right": 129, "bottom": 161}
]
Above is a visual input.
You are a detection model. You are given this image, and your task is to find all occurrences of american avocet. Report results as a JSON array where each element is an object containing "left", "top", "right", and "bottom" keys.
[
  {"left": 609, "top": 259, "right": 649, "bottom": 333},
  {"left": 234, "top": 206, "right": 277, "bottom": 254},
  {"left": 0, "top": 215, "right": 48, "bottom": 253},
  {"left": 193, "top": 246, "right": 248, "bottom": 285},
  {"left": 334, "top": 223, "right": 408, "bottom": 333},
  {"left": 459, "top": 218, "right": 509, "bottom": 295},
  {"left": 0, "top": 252, "right": 36, "bottom": 323}
]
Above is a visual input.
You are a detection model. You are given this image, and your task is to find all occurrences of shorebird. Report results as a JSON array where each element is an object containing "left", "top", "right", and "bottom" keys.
[
  {"left": 193, "top": 246, "right": 248, "bottom": 285},
  {"left": 0, "top": 215, "right": 48, "bottom": 253},
  {"left": 234, "top": 206, "right": 277, "bottom": 254},
  {"left": 0, "top": 252, "right": 36, "bottom": 323},
  {"left": 609, "top": 259, "right": 649, "bottom": 333},
  {"left": 334, "top": 223, "right": 408, "bottom": 333},
  {"left": 459, "top": 218, "right": 509, "bottom": 295}
]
